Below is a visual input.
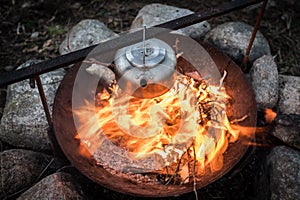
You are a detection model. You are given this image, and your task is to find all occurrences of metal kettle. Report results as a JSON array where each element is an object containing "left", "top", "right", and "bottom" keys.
[{"left": 114, "top": 38, "right": 177, "bottom": 98}]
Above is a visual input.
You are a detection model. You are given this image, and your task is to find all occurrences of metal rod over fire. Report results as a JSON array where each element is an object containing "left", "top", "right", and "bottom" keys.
[
  {"left": 142, "top": 25, "right": 146, "bottom": 67},
  {"left": 0, "top": 0, "right": 267, "bottom": 127},
  {"left": 241, "top": 0, "right": 268, "bottom": 71},
  {"left": 0, "top": 0, "right": 266, "bottom": 87}
]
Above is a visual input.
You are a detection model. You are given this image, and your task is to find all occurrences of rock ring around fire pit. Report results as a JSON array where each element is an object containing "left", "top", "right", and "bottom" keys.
[{"left": 52, "top": 36, "right": 256, "bottom": 197}]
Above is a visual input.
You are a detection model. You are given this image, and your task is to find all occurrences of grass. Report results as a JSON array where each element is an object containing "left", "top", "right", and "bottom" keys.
[{"left": 46, "top": 25, "right": 65, "bottom": 38}]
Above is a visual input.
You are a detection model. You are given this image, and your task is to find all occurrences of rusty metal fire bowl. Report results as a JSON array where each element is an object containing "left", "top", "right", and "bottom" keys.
[{"left": 52, "top": 32, "right": 257, "bottom": 197}]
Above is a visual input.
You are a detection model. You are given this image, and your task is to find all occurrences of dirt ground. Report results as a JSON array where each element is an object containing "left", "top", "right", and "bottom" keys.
[{"left": 0, "top": 0, "right": 299, "bottom": 75}]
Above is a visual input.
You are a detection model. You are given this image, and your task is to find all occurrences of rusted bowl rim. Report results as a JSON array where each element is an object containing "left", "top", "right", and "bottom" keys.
[{"left": 52, "top": 42, "right": 257, "bottom": 197}]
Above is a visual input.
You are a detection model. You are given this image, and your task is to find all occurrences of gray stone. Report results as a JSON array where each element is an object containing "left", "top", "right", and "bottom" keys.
[
  {"left": 86, "top": 63, "right": 115, "bottom": 85},
  {"left": 0, "top": 60, "right": 65, "bottom": 152},
  {"left": 17, "top": 172, "right": 85, "bottom": 200},
  {"left": 267, "top": 146, "right": 300, "bottom": 200},
  {"left": 250, "top": 55, "right": 279, "bottom": 109},
  {"left": 0, "top": 88, "right": 6, "bottom": 120},
  {"left": 278, "top": 75, "right": 300, "bottom": 115},
  {"left": 59, "top": 19, "right": 118, "bottom": 55},
  {"left": 204, "top": 21, "right": 271, "bottom": 64},
  {"left": 130, "top": 3, "right": 211, "bottom": 39},
  {"left": 271, "top": 114, "right": 300, "bottom": 149},
  {"left": 4, "top": 65, "right": 15, "bottom": 72},
  {"left": 0, "top": 149, "right": 63, "bottom": 199}
]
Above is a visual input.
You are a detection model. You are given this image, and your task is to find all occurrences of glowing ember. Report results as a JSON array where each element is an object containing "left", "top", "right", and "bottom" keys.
[
  {"left": 73, "top": 72, "right": 243, "bottom": 183},
  {"left": 264, "top": 108, "right": 277, "bottom": 123}
]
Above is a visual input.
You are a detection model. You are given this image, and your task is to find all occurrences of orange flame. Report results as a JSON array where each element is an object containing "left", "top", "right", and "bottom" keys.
[
  {"left": 73, "top": 74, "right": 245, "bottom": 177},
  {"left": 264, "top": 108, "right": 277, "bottom": 123}
]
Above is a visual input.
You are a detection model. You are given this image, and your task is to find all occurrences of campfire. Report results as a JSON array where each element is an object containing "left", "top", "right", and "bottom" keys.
[
  {"left": 73, "top": 70, "right": 241, "bottom": 182},
  {"left": 52, "top": 32, "right": 257, "bottom": 196},
  {"left": 66, "top": 28, "right": 252, "bottom": 190}
]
